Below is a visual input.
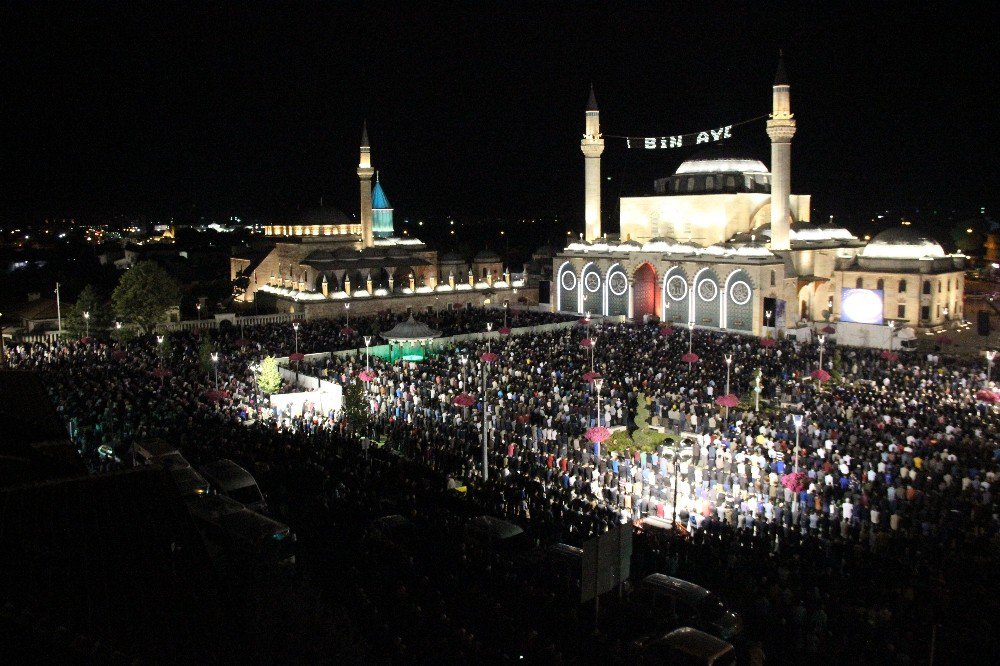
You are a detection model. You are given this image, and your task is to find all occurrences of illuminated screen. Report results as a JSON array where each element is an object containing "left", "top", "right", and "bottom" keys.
[{"left": 840, "top": 288, "right": 884, "bottom": 325}]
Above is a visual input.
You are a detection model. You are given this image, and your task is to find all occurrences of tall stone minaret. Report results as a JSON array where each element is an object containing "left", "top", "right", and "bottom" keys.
[
  {"left": 766, "top": 54, "right": 795, "bottom": 252},
  {"left": 581, "top": 85, "right": 604, "bottom": 242},
  {"left": 358, "top": 121, "right": 375, "bottom": 248}
]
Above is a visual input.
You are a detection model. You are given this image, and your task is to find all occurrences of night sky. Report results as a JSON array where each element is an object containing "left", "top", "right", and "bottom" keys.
[{"left": 4, "top": 2, "right": 998, "bottom": 232}]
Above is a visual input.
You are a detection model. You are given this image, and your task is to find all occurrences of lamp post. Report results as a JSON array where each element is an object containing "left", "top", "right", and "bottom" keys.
[
  {"left": 594, "top": 376, "right": 604, "bottom": 427},
  {"left": 482, "top": 358, "right": 490, "bottom": 482},
  {"left": 345, "top": 302, "right": 350, "bottom": 328},
  {"left": 765, "top": 309, "right": 772, "bottom": 334},
  {"left": 83, "top": 311, "right": 90, "bottom": 338},
  {"left": 987, "top": 350, "right": 996, "bottom": 384},
  {"left": 211, "top": 352, "right": 219, "bottom": 389},
  {"left": 791, "top": 413, "right": 804, "bottom": 513},
  {"left": 486, "top": 321, "right": 493, "bottom": 353},
  {"left": 156, "top": 334, "right": 164, "bottom": 368},
  {"left": 590, "top": 333, "right": 598, "bottom": 371},
  {"left": 292, "top": 321, "right": 300, "bottom": 356},
  {"left": 196, "top": 302, "right": 201, "bottom": 321},
  {"left": 754, "top": 369, "right": 762, "bottom": 412},
  {"left": 724, "top": 353, "right": 733, "bottom": 422},
  {"left": 460, "top": 354, "right": 468, "bottom": 391},
  {"left": 672, "top": 435, "right": 680, "bottom": 530},
  {"left": 364, "top": 335, "right": 372, "bottom": 370},
  {"left": 817, "top": 333, "right": 826, "bottom": 371},
  {"left": 664, "top": 301, "right": 671, "bottom": 324},
  {"left": 585, "top": 311, "right": 591, "bottom": 338},
  {"left": 688, "top": 320, "right": 695, "bottom": 354}
]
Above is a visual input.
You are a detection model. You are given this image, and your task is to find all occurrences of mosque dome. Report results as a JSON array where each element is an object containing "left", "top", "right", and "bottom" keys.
[
  {"left": 440, "top": 251, "right": 466, "bottom": 264},
  {"left": 474, "top": 249, "right": 502, "bottom": 262},
  {"left": 860, "top": 227, "right": 946, "bottom": 259},
  {"left": 674, "top": 156, "right": 768, "bottom": 175},
  {"left": 290, "top": 206, "right": 353, "bottom": 227},
  {"left": 334, "top": 247, "right": 359, "bottom": 260}
]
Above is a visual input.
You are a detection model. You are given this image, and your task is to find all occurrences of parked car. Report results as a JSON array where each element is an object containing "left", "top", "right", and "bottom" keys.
[
  {"left": 637, "top": 574, "right": 742, "bottom": 640},
  {"left": 629, "top": 626, "right": 736, "bottom": 665},
  {"left": 199, "top": 459, "right": 267, "bottom": 513}
]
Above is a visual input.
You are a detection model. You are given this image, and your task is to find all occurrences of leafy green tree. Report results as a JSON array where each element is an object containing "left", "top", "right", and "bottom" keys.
[
  {"left": 198, "top": 336, "right": 216, "bottom": 374},
  {"left": 112, "top": 261, "right": 182, "bottom": 333},
  {"left": 65, "top": 285, "right": 110, "bottom": 338},
  {"left": 341, "top": 378, "right": 368, "bottom": 432},
  {"left": 257, "top": 356, "right": 283, "bottom": 394}
]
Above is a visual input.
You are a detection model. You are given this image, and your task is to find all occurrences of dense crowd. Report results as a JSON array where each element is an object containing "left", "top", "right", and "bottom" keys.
[{"left": 6, "top": 306, "right": 1000, "bottom": 663}]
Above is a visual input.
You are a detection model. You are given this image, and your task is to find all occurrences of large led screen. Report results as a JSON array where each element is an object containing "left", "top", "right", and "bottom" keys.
[{"left": 840, "top": 288, "right": 884, "bottom": 325}]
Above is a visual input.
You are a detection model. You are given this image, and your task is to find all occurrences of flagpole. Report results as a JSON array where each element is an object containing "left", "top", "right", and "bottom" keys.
[{"left": 55, "top": 282, "right": 62, "bottom": 334}]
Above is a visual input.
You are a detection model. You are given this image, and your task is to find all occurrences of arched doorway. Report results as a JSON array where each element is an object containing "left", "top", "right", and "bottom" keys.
[{"left": 633, "top": 263, "right": 657, "bottom": 320}]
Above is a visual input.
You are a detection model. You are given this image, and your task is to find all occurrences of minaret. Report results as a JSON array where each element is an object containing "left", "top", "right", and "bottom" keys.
[
  {"left": 358, "top": 121, "right": 375, "bottom": 248},
  {"left": 766, "top": 54, "right": 795, "bottom": 251},
  {"left": 581, "top": 85, "right": 604, "bottom": 242}
]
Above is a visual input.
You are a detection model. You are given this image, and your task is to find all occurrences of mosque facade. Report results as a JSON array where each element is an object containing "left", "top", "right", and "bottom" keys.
[{"left": 553, "top": 60, "right": 965, "bottom": 335}]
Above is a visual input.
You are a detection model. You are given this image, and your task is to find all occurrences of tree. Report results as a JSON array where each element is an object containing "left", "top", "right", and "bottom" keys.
[
  {"left": 198, "top": 336, "right": 215, "bottom": 374},
  {"left": 341, "top": 378, "right": 368, "bottom": 433},
  {"left": 65, "top": 285, "right": 110, "bottom": 338},
  {"left": 257, "top": 356, "right": 283, "bottom": 394},
  {"left": 112, "top": 261, "right": 181, "bottom": 333}
]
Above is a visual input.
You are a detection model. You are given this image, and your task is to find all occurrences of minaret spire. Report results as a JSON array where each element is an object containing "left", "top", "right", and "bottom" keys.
[
  {"left": 766, "top": 52, "right": 795, "bottom": 252},
  {"left": 581, "top": 84, "right": 604, "bottom": 242},
  {"left": 358, "top": 121, "right": 374, "bottom": 248}
]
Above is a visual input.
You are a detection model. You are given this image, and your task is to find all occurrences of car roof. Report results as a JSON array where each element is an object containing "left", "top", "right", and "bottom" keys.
[
  {"left": 658, "top": 627, "right": 733, "bottom": 659},
  {"left": 642, "top": 574, "right": 711, "bottom": 602},
  {"left": 467, "top": 515, "right": 524, "bottom": 540},
  {"left": 199, "top": 459, "right": 256, "bottom": 489}
]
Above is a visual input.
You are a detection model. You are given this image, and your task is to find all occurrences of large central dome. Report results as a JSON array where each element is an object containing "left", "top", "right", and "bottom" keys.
[
  {"left": 860, "top": 227, "right": 946, "bottom": 259},
  {"left": 675, "top": 157, "right": 768, "bottom": 175}
]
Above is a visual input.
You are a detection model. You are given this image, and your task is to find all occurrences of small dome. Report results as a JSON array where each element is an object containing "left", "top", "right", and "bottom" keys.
[
  {"left": 861, "top": 227, "right": 946, "bottom": 259},
  {"left": 334, "top": 247, "right": 359, "bottom": 260},
  {"left": 440, "top": 251, "right": 465, "bottom": 264},
  {"left": 306, "top": 249, "right": 335, "bottom": 262},
  {"left": 289, "top": 206, "right": 353, "bottom": 227},
  {"left": 532, "top": 245, "right": 554, "bottom": 259},
  {"left": 361, "top": 247, "right": 387, "bottom": 259},
  {"left": 474, "top": 249, "right": 502, "bottom": 262}
]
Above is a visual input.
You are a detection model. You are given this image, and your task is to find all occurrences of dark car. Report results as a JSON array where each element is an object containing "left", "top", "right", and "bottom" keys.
[{"left": 637, "top": 574, "right": 742, "bottom": 641}]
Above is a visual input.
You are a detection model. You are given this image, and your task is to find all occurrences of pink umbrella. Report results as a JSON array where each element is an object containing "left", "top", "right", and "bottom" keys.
[
  {"left": 880, "top": 350, "right": 899, "bottom": 362},
  {"left": 579, "top": 338, "right": 593, "bottom": 349},
  {"left": 150, "top": 368, "right": 172, "bottom": 379},
  {"left": 289, "top": 352, "right": 305, "bottom": 361},
  {"left": 80, "top": 336, "right": 93, "bottom": 344},
  {"left": 659, "top": 326, "right": 674, "bottom": 336},
  {"left": 480, "top": 352, "right": 498, "bottom": 363},
  {"left": 975, "top": 389, "right": 999, "bottom": 403},
  {"left": 453, "top": 393, "right": 476, "bottom": 407},
  {"left": 780, "top": 472, "right": 808, "bottom": 492},
  {"left": 714, "top": 394, "right": 739, "bottom": 408},
  {"left": 681, "top": 352, "right": 700, "bottom": 363},
  {"left": 358, "top": 369, "right": 376, "bottom": 382},
  {"left": 760, "top": 338, "right": 776, "bottom": 348},
  {"left": 342, "top": 326, "right": 355, "bottom": 335},
  {"left": 578, "top": 317, "right": 592, "bottom": 325},
  {"left": 582, "top": 371, "right": 602, "bottom": 383},
  {"left": 811, "top": 368, "right": 831, "bottom": 382},
  {"left": 499, "top": 326, "right": 511, "bottom": 335},
  {"left": 822, "top": 325, "right": 836, "bottom": 334},
  {"left": 585, "top": 426, "right": 612, "bottom": 443}
]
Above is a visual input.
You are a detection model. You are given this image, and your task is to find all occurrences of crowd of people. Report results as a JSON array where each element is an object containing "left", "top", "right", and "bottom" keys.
[{"left": 6, "top": 305, "right": 1000, "bottom": 663}]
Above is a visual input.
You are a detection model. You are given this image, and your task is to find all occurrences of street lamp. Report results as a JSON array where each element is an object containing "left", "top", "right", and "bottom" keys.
[
  {"left": 754, "top": 369, "right": 762, "bottom": 412},
  {"left": 345, "top": 302, "right": 350, "bottom": 328},
  {"left": 688, "top": 320, "right": 695, "bottom": 354},
  {"left": 590, "top": 333, "right": 598, "bottom": 371},
  {"left": 987, "top": 350, "right": 996, "bottom": 384},
  {"left": 765, "top": 309, "right": 772, "bottom": 333},
  {"left": 196, "top": 302, "right": 202, "bottom": 321},
  {"left": 156, "top": 334, "right": 165, "bottom": 368},
  {"left": 211, "top": 352, "right": 219, "bottom": 389},
  {"left": 817, "top": 334, "right": 826, "bottom": 371},
  {"left": 292, "top": 321, "right": 300, "bottom": 356},
  {"left": 364, "top": 335, "right": 372, "bottom": 371},
  {"left": 460, "top": 354, "right": 468, "bottom": 391},
  {"left": 594, "top": 376, "right": 604, "bottom": 427},
  {"left": 724, "top": 353, "right": 733, "bottom": 421},
  {"left": 486, "top": 321, "right": 493, "bottom": 353},
  {"left": 791, "top": 413, "right": 804, "bottom": 513},
  {"left": 83, "top": 311, "right": 90, "bottom": 337},
  {"left": 482, "top": 357, "right": 490, "bottom": 481}
]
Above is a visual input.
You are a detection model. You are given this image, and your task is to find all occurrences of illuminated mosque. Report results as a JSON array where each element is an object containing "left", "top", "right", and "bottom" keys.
[{"left": 552, "top": 58, "right": 965, "bottom": 334}]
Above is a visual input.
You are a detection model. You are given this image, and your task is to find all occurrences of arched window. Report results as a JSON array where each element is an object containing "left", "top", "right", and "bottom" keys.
[
  {"left": 923, "top": 280, "right": 931, "bottom": 295},
  {"left": 706, "top": 176, "right": 714, "bottom": 189},
  {"left": 877, "top": 279, "right": 884, "bottom": 291},
  {"left": 726, "top": 176, "right": 735, "bottom": 189},
  {"left": 898, "top": 279, "right": 907, "bottom": 293},
  {"left": 947, "top": 279, "right": 952, "bottom": 291},
  {"left": 938, "top": 282, "right": 942, "bottom": 293},
  {"left": 770, "top": 270, "right": 776, "bottom": 287},
  {"left": 687, "top": 178, "right": 695, "bottom": 191},
  {"left": 856, "top": 277, "right": 864, "bottom": 289}
]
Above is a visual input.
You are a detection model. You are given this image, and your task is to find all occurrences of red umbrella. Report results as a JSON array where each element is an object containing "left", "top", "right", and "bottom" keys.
[
  {"left": 111, "top": 349, "right": 126, "bottom": 360},
  {"left": 79, "top": 336, "right": 93, "bottom": 344},
  {"left": 579, "top": 338, "right": 594, "bottom": 348},
  {"left": 585, "top": 426, "right": 612, "bottom": 443},
  {"left": 358, "top": 369, "right": 376, "bottom": 382},
  {"left": 578, "top": 317, "right": 592, "bottom": 325},
  {"left": 714, "top": 394, "right": 739, "bottom": 408},
  {"left": 822, "top": 325, "right": 836, "bottom": 334},
  {"left": 342, "top": 326, "right": 355, "bottom": 335},
  {"left": 760, "top": 338, "right": 776, "bottom": 348},
  {"left": 975, "top": 389, "right": 999, "bottom": 403},
  {"left": 150, "top": 368, "right": 172, "bottom": 378},
  {"left": 880, "top": 350, "right": 899, "bottom": 362},
  {"left": 480, "top": 352, "right": 498, "bottom": 363},
  {"left": 659, "top": 326, "right": 674, "bottom": 336},
  {"left": 582, "top": 371, "right": 602, "bottom": 382},
  {"left": 681, "top": 352, "right": 700, "bottom": 363},
  {"left": 516, "top": 413, "right": 530, "bottom": 425},
  {"left": 936, "top": 335, "right": 953, "bottom": 345},
  {"left": 499, "top": 326, "right": 511, "bottom": 335},
  {"left": 289, "top": 352, "right": 305, "bottom": 361},
  {"left": 453, "top": 393, "right": 476, "bottom": 407},
  {"left": 811, "top": 369, "right": 831, "bottom": 382},
  {"left": 205, "top": 389, "right": 230, "bottom": 402}
]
